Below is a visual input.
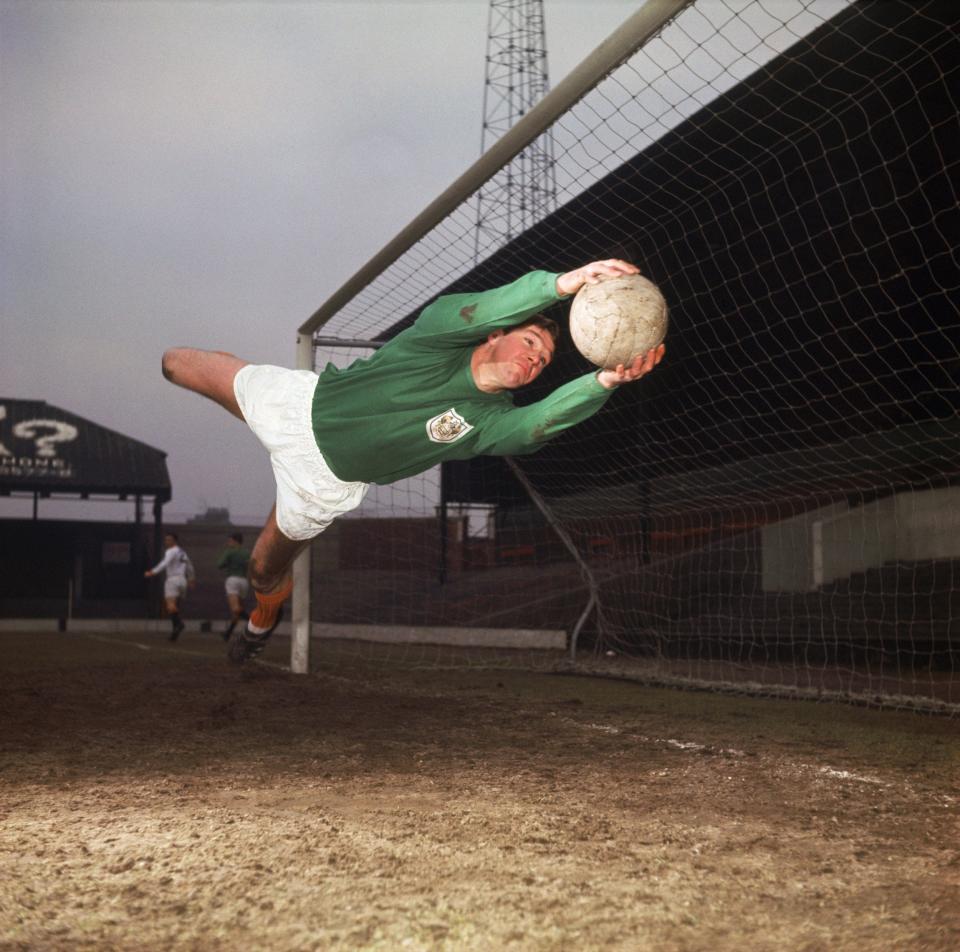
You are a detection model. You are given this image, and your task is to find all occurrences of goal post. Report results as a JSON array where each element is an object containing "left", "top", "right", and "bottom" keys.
[
  {"left": 297, "top": 0, "right": 692, "bottom": 340},
  {"left": 291, "top": 329, "right": 314, "bottom": 674}
]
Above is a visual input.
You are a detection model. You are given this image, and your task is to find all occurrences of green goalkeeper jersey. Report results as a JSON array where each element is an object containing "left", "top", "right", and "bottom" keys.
[
  {"left": 310, "top": 270, "right": 614, "bottom": 485},
  {"left": 217, "top": 547, "right": 250, "bottom": 578}
]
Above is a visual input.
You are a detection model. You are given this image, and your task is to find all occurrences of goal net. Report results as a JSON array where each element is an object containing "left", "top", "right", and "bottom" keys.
[{"left": 302, "top": 0, "right": 959, "bottom": 713}]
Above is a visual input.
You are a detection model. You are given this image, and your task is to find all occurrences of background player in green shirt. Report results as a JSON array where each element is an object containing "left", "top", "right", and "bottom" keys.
[
  {"left": 217, "top": 532, "right": 251, "bottom": 641},
  {"left": 162, "top": 259, "right": 665, "bottom": 662}
]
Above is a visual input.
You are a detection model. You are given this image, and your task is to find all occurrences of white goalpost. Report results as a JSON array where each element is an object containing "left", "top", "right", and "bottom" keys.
[{"left": 290, "top": 0, "right": 959, "bottom": 713}]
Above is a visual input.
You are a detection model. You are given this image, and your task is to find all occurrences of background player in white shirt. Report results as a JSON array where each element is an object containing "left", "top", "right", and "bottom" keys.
[{"left": 144, "top": 532, "right": 196, "bottom": 641}]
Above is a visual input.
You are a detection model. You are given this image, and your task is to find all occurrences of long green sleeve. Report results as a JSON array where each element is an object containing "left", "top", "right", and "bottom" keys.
[
  {"left": 310, "top": 271, "right": 613, "bottom": 484},
  {"left": 474, "top": 372, "right": 613, "bottom": 456}
]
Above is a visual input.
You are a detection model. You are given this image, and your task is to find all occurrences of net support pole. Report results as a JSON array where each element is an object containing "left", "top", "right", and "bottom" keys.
[
  {"left": 298, "top": 0, "right": 692, "bottom": 337},
  {"left": 290, "top": 330, "right": 315, "bottom": 675},
  {"left": 505, "top": 458, "right": 603, "bottom": 660}
]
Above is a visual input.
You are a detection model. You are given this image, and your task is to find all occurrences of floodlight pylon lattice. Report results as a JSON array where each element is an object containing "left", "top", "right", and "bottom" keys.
[
  {"left": 473, "top": 0, "right": 557, "bottom": 262},
  {"left": 439, "top": 0, "right": 560, "bottom": 585}
]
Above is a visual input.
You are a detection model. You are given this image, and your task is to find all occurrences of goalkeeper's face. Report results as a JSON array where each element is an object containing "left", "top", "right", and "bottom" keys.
[{"left": 486, "top": 325, "right": 555, "bottom": 389}]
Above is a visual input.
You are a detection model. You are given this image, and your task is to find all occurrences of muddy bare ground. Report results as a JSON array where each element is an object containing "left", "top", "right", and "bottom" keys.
[{"left": 1, "top": 630, "right": 958, "bottom": 951}]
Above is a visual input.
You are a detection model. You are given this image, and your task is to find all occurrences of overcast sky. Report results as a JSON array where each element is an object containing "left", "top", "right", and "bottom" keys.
[{"left": 1, "top": 0, "right": 644, "bottom": 525}]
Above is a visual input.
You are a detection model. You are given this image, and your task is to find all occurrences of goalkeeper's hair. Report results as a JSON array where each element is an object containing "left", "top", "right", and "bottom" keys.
[{"left": 517, "top": 313, "right": 560, "bottom": 344}]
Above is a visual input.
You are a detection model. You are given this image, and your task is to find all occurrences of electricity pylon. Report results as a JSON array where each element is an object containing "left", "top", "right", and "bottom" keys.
[{"left": 474, "top": 0, "right": 557, "bottom": 261}]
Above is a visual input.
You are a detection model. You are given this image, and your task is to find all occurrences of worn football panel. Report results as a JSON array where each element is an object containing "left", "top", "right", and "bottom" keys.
[{"left": 569, "top": 275, "right": 668, "bottom": 369}]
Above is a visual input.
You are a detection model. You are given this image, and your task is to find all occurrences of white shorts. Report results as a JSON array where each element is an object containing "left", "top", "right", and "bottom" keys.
[
  {"left": 233, "top": 363, "right": 369, "bottom": 541},
  {"left": 164, "top": 576, "right": 188, "bottom": 601},
  {"left": 225, "top": 575, "right": 249, "bottom": 598}
]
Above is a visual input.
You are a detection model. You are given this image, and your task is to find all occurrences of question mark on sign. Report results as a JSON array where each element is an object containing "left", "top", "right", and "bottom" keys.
[{"left": 13, "top": 419, "right": 79, "bottom": 457}]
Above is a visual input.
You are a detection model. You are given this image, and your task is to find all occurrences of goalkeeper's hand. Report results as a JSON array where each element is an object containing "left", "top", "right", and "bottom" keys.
[
  {"left": 597, "top": 344, "right": 665, "bottom": 389},
  {"left": 556, "top": 259, "right": 639, "bottom": 296}
]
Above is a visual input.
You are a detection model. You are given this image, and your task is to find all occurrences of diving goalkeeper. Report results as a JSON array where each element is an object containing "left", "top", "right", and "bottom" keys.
[{"left": 162, "top": 259, "right": 665, "bottom": 662}]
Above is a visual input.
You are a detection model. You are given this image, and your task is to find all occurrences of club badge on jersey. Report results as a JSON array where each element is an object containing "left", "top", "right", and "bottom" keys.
[{"left": 426, "top": 408, "right": 473, "bottom": 444}]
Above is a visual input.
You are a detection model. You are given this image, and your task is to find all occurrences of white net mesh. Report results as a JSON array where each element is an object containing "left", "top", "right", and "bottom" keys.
[{"left": 306, "top": 0, "right": 959, "bottom": 712}]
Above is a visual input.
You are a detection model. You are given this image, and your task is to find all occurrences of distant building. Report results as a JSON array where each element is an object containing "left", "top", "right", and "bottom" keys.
[
  {"left": 0, "top": 398, "right": 170, "bottom": 619},
  {"left": 188, "top": 507, "right": 232, "bottom": 525}
]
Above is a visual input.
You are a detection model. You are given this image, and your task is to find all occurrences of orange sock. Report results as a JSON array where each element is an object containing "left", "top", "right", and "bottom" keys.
[{"left": 249, "top": 577, "right": 293, "bottom": 631}]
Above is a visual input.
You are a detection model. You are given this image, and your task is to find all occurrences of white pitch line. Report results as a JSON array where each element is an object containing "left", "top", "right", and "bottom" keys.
[
  {"left": 814, "top": 766, "right": 886, "bottom": 785},
  {"left": 563, "top": 717, "right": 745, "bottom": 757},
  {"left": 80, "top": 633, "right": 155, "bottom": 652},
  {"left": 565, "top": 717, "right": 903, "bottom": 790},
  {"left": 72, "top": 631, "right": 290, "bottom": 671}
]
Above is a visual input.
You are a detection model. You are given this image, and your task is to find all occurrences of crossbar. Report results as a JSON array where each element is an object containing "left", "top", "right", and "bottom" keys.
[{"left": 297, "top": 0, "right": 692, "bottom": 337}]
